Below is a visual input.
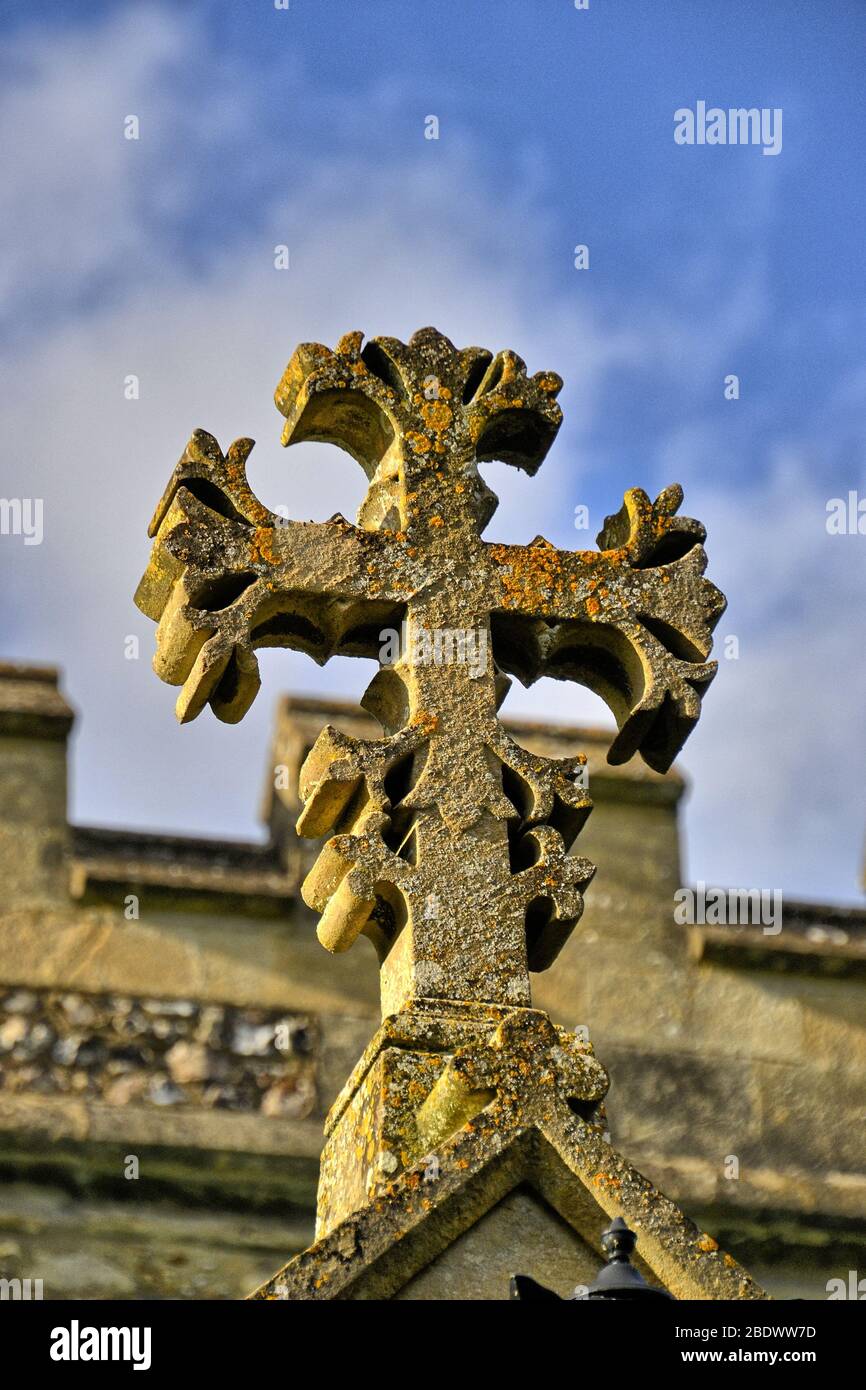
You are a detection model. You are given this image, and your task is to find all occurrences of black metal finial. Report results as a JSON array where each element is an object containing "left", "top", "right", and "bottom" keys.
[
  {"left": 509, "top": 1215, "right": 675, "bottom": 1301},
  {"left": 601, "top": 1215, "right": 636, "bottom": 1262},
  {"left": 582, "top": 1216, "right": 674, "bottom": 1300}
]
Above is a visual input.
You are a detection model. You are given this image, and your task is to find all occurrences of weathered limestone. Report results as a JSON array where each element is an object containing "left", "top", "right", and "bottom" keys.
[
  {"left": 249, "top": 1005, "right": 763, "bottom": 1301},
  {"left": 135, "top": 328, "right": 724, "bottom": 1015},
  {"left": 0, "top": 664, "right": 74, "bottom": 908},
  {"left": 3, "top": 674, "right": 864, "bottom": 1294},
  {"left": 311, "top": 1003, "right": 607, "bottom": 1241},
  {"left": 135, "top": 328, "right": 765, "bottom": 1300}
]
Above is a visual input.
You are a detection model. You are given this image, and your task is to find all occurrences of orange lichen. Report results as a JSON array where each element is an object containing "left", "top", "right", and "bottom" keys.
[
  {"left": 251, "top": 527, "right": 281, "bottom": 566},
  {"left": 592, "top": 1172, "right": 622, "bottom": 1191},
  {"left": 490, "top": 541, "right": 576, "bottom": 610},
  {"left": 406, "top": 430, "right": 431, "bottom": 455},
  {"left": 421, "top": 400, "right": 453, "bottom": 432}
]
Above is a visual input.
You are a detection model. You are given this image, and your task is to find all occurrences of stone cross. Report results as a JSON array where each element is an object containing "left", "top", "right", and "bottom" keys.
[{"left": 135, "top": 328, "right": 725, "bottom": 1018}]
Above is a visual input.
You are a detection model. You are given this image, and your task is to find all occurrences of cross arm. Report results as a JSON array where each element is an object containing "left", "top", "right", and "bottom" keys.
[
  {"left": 134, "top": 428, "right": 410, "bottom": 724},
  {"left": 486, "top": 485, "right": 726, "bottom": 771}
]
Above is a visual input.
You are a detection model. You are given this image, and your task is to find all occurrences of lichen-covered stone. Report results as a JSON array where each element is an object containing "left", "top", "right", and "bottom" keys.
[
  {"left": 135, "top": 327, "right": 725, "bottom": 1016},
  {"left": 134, "top": 327, "right": 759, "bottom": 1301},
  {"left": 312, "top": 1001, "right": 607, "bottom": 1240},
  {"left": 250, "top": 999, "right": 765, "bottom": 1302}
]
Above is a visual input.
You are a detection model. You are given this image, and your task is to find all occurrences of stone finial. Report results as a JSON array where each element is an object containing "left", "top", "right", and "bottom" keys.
[
  {"left": 135, "top": 327, "right": 725, "bottom": 1018},
  {"left": 134, "top": 328, "right": 754, "bottom": 1302}
]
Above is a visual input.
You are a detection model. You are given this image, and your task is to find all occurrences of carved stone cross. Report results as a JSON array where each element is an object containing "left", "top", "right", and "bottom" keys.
[{"left": 135, "top": 327, "right": 725, "bottom": 1017}]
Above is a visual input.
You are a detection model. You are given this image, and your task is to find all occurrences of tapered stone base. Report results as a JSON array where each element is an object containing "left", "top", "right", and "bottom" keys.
[
  {"left": 250, "top": 1001, "right": 767, "bottom": 1302},
  {"left": 314, "top": 998, "right": 609, "bottom": 1240}
]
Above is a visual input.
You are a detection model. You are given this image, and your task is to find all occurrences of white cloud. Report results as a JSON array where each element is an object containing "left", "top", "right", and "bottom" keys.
[
  {"left": 0, "top": 12, "right": 635, "bottom": 841},
  {"left": 682, "top": 461, "right": 866, "bottom": 901},
  {"left": 2, "top": 5, "right": 862, "bottom": 909},
  {"left": 0, "top": 7, "right": 217, "bottom": 320}
]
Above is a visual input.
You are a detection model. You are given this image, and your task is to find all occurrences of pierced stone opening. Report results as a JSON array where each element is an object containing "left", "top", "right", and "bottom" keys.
[
  {"left": 382, "top": 747, "right": 427, "bottom": 855},
  {"left": 182, "top": 478, "right": 250, "bottom": 526},
  {"left": 566, "top": 1096, "right": 602, "bottom": 1124},
  {"left": 251, "top": 611, "right": 325, "bottom": 654},
  {"left": 191, "top": 572, "right": 258, "bottom": 612},
  {"left": 524, "top": 894, "right": 556, "bottom": 960},
  {"left": 361, "top": 341, "right": 406, "bottom": 397},
  {"left": 327, "top": 599, "right": 407, "bottom": 663},
  {"left": 501, "top": 762, "right": 534, "bottom": 823},
  {"left": 288, "top": 391, "right": 395, "bottom": 476},
  {"left": 394, "top": 825, "right": 418, "bottom": 866},
  {"left": 509, "top": 830, "right": 542, "bottom": 874},
  {"left": 337, "top": 621, "right": 386, "bottom": 654},
  {"left": 635, "top": 531, "right": 698, "bottom": 567},
  {"left": 491, "top": 614, "right": 645, "bottom": 729},
  {"left": 489, "top": 612, "right": 542, "bottom": 686},
  {"left": 501, "top": 756, "right": 590, "bottom": 855},
  {"left": 475, "top": 355, "right": 504, "bottom": 398},
  {"left": 544, "top": 625, "right": 647, "bottom": 730},
  {"left": 545, "top": 639, "right": 634, "bottom": 701},
  {"left": 384, "top": 749, "right": 419, "bottom": 808},
  {"left": 638, "top": 613, "right": 707, "bottom": 663},
  {"left": 461, "top": 351, "right": 494, "bottom": 403},
  {"left": 475, "top": 409, "right": 555, "bottom": 473},
  {"left": 337, "top": 602, "right": 405, "bottom": 660},
  {"left": 502, "top": 765, "right": 539, "bottom": 870}
]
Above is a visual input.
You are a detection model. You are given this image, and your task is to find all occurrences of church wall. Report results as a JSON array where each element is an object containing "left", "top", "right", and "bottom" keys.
[{"left": 0, "top": 667, "right": 863, "bottom": 1299}]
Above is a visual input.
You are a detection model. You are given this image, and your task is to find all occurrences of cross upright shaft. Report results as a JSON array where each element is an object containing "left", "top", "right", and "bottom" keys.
[{"left": 135, "top": 327, "right": 726, "bottom": 1016}]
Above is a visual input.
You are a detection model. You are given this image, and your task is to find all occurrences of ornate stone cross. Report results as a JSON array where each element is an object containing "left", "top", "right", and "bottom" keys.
[{"left": 135, "top": 327, "right": 725, "bottom": 1020}]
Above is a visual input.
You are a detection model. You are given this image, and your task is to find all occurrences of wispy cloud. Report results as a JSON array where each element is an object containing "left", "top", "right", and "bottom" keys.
[{"left": 2, "top": 3, "right": 863, "bottom": 905}]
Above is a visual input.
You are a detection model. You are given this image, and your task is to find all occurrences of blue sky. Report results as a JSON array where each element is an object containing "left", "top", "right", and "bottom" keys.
[{"left": 1, "top": 0, "right": 865, "bottom": 901}]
